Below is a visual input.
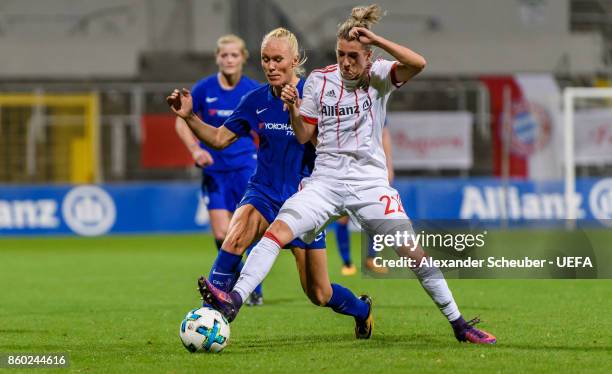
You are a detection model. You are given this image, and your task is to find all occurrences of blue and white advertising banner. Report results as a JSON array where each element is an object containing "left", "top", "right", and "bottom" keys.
[
  {"left": 0, "top": 183, "right": 209, "bottom": 236},
  {"left": 396, "top": 177, "right": 612, "bottom": 225},
  {"left": 1, "top": 178, "right": 611, "bottom": 236}
]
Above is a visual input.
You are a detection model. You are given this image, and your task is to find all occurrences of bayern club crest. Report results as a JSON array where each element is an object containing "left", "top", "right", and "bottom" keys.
[{"left": 500, "top": 100, "right": 553, "bottom": 156}]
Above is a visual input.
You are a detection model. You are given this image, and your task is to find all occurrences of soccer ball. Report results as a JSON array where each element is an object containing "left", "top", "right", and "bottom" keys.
[{"left": 179, "top": 307, "right": 230, "bottom": 353}]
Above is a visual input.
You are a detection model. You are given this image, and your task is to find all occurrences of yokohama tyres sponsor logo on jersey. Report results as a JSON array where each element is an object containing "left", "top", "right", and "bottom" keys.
[{"left": 259, "top": 122, "right": 295, "bottom": 136}]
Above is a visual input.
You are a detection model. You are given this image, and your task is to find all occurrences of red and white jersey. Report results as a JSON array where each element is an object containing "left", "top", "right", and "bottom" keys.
[{"left": 300, "top": 59, "right": 404, "bottom": 184}]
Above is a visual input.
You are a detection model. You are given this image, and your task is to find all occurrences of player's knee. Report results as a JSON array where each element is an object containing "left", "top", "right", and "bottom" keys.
[
  {"left": 220, "top": 236, "right": 246, "bottom": 255},
  {"left": 266, "top": 220, "right": 294, "bottom": 246}
]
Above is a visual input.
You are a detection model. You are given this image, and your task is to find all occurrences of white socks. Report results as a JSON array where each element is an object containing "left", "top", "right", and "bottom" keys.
[
  {"left": 233, "top": 236, "right": 281, "bottom": 302},
  {"left": 411, "top": 264, "right": 462, "bottom": 322}
]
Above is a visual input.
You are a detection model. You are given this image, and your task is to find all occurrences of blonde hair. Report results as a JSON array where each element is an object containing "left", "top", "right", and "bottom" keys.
[
  {"left": 337, "top": 4, "right": 384, "bottom": 48},
  {"left": 261, "top": 27, "right": 307, "bottom": 76},
  {"left": 216, "top": 34, "right": 249, "bottom": 60}
]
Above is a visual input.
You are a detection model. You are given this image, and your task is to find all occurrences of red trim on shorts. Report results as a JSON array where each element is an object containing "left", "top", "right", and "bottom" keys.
[
  {"left": 302, "top": 115, "right": 318, "bottom": 125},
  {"left": 264, "top": 231, "right": 283, "bottom": 247},
  {"left": 390, "top": 62, "right": 407, "bottom": 88},
  {"left": 336, "top": 80, "right": 344, "bottom": 148}
]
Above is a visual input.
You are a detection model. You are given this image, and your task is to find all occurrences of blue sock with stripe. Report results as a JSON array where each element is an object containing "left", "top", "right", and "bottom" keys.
[
  {"left": 326, "top": 283, "right": 369, "bottom": 321},
  {"left": 208, "top": 249, "right": 242, "bottom": 292},
  {"left": 335, "top": 223, "right": 352, "bottom": 266}
]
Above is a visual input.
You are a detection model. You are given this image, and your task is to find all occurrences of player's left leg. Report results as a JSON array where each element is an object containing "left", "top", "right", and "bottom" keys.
[
  {"left": 348, "top": 183, "right": 496, "bottom": 344},
  {"left": 291, "top": 240, "right": 373, "bottom": 339},
  {"left": 243, "top": 244, "right": 264, "bottom": 306}
]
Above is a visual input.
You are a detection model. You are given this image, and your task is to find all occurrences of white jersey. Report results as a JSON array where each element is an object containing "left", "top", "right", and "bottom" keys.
[{"left": 299, "top": 59, "right": 404, "bottom": 185}]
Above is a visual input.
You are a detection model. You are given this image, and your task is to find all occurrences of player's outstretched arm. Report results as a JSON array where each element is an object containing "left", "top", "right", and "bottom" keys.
[
  {"left": 281, "top": 85, "right": 316, "bottom": 144},
  {"left": 349, "top": 27, "right": 426, "bottom": 82},
  {"left": 167, "top": 88, "right": 238, "bottom": 150},
  {"left": 174, "top": 118, "right": 214, "bottom": 167}
]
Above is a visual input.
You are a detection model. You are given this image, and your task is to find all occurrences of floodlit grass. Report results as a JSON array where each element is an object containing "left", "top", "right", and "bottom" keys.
[{"left": 0, "top": 232, "right": 610, "bottom": 373}]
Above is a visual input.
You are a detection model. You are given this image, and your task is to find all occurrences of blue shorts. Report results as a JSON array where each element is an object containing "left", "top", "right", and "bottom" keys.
[
  {"left": 201, "top": 167, "right": 254, "bottom": 212},
  {"left": 237, "top": 183, "right": 326, "bottom": 250}
]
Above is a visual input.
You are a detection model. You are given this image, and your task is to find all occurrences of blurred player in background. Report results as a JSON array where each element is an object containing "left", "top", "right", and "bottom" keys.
[
  {"left": 200, "top": 4, "right": 496, "bottom": 344},
  {"left": 335, "top": 125, "right": 392, "bottom": 275},
  {"left": 168, "top": 28, "right": 371, "bottom": 333},
  {"left": 174, "top": 35, "right": 264, "bottom": 304}
]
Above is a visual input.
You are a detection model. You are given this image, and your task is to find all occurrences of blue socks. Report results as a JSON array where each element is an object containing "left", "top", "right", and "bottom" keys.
[
  {"left": 326, "top": 283, "right": 369, "bottom": 321},
  {"left": 208, "top": 249, "right": 243, "bottom": 292},
  {"left": 335, "top": 223, "right": 352, "bottom": 266}
]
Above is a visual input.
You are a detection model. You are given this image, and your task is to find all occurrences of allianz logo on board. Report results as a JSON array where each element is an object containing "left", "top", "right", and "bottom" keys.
[
  {"left": 459, "top": 179, "right": 612, "bottom": 225},
  {"left": 0, "top": 185, "right": 116, "bottom": 236}
]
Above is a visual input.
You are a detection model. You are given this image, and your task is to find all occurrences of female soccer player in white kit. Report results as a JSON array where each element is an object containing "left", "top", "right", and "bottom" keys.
[{"left": 201, "top": 4, "right": 496, "bottom": 344}]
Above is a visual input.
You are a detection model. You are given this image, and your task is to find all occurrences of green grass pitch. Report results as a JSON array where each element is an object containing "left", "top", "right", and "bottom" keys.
[{"left": 0, "top": 232, "right": 610, "bottom": 373}]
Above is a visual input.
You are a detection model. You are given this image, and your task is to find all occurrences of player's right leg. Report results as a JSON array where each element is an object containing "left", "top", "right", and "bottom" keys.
[
  {"left": 347, "top": 183, "right": 496, "bottom": 344},
  {"left": 199, "top": 220, "right": 291, "bottom": 321},
  {"left": 205, "top": 203, "right": 269, "bottom": 293}
]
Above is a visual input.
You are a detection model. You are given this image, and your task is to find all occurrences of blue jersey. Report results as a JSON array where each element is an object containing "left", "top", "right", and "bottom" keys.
[
  {"left": 223, "top": 79, "right": 316, "bottom": 202},
  {"left": 192, "top": 74, "right": 260, "bottom": 172}
]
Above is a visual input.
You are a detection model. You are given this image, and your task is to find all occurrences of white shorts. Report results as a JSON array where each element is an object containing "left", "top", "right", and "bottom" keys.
[{"left": 277, "top": 177, "right": 411, "bottom": 244}]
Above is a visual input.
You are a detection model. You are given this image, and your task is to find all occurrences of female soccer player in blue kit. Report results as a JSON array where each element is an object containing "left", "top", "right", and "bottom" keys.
[
  {"left": 174, "top": 35, "right": 263, "bottom": 303},
  {"left": 167, "top": 28, "right": 372, "bottom": 337}
]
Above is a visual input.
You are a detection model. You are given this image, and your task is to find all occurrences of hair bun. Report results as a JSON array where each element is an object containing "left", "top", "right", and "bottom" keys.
[{"left": 350, "top": 4, "right": 383, "bottom": 28}]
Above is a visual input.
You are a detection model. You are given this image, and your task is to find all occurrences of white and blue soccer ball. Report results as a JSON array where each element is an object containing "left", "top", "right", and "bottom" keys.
[{"left": 179, "top": 307, "right": 230, "bottom": 353}]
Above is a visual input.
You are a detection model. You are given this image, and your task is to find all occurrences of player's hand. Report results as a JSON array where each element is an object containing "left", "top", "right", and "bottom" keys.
[
  {"left": 281, "top": 84, "right": 300, "bottom": 112},
  {"left": 349, "top": 27, "right": 379, "bottom": 46},
  {"left": 192, "top": 148, "right": 214, "bottom": 168},
  {"left": 166, "top": 88, "right": 194, "bottom": 119}
]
